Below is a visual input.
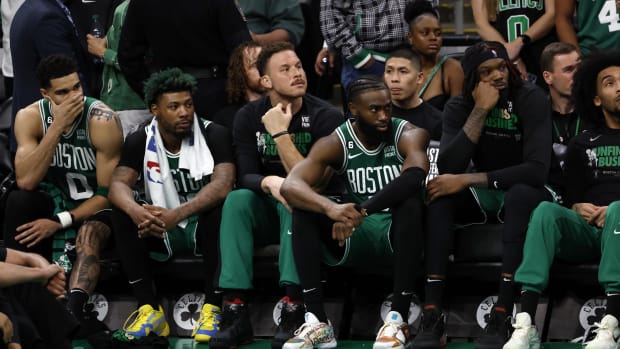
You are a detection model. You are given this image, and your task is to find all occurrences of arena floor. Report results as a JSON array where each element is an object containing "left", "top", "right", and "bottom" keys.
[{"left": 71, "top": 339, "right": 583, "bottom": 349}]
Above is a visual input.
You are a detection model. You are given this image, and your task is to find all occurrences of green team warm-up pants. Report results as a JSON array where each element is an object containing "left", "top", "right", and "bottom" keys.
[
  {"left": 515, "top": 201, "right": 620, "bottom": 294},
  {"left": 218, "top": 189, "right": 299, "bottom": 289}
]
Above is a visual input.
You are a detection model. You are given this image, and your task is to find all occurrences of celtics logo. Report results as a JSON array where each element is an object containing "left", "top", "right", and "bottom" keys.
[
  {"left": 579, "top": 297, "right": 607, "bottom": 331},
  {"left": 85, "top": 293, "right": 109, "bottom": 321},
  {"left": 476, "top": 296, "right": 516, "bottom": 329},
  {"left": 380, "top": 293, "right": 421, "bottom": 324},
  {"left": 173, "top": 292, "right": 205, "bottom": 331}
]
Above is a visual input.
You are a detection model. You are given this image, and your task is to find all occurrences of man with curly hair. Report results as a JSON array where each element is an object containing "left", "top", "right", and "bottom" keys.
[
  {"left": 505, "top": 50, "right": 620, "bottom": 349},
  {"left": 213, "top": 41, "right": 266, "bottom": 132},
  {"left": 108, "top": 68, "right": 235, "bottom": 342}
]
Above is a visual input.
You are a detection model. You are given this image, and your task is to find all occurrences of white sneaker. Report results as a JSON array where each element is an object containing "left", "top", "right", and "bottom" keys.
[
  {"left": 282, "top": 312, "right": 337, "bottom": 349},
  {"left": 502, "top": 312, "right": 540, "bottom": 349},
  {"left": 585, "top": 314, "right": 620, "bottom": 349},
  {"left": 373, "top": 311, "right": 411, "bottom": 349}
]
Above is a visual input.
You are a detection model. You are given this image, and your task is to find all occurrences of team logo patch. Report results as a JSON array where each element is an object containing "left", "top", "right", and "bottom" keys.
[
  {"left": 146, "top": 161, "right": 162, "bottom": 184},
  {"left": 77, "top": 129, "right": 87, "bottom": 140},
  {"left": 273, "top": 297, "right": 287, "bottom": 325},
  {"left": 579, "top": 297, "right": 606, "bottom": 331},
  {"left": 173, "top": 292, "right": 205, "bottom": 331},
  {"left": 85, "top": 292, "right": 109, "bottom": 321},
  {"left": 475, "top": 295, "right": 516, "bottom": 329},
  {"left": 380, "top": 293, "right": 421, "bottom": 325}
]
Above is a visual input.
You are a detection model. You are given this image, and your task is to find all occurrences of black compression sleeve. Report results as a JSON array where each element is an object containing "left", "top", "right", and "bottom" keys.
[{"left": 360, "top": 167, "right": 426, "bottom": 214}]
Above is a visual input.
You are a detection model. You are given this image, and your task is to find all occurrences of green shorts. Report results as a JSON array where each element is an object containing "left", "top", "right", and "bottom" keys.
[{"left": 323, "top": 212, "right": 393, "bottom": 267}]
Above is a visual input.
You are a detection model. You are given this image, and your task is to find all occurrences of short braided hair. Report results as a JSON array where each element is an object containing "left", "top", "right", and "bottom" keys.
[{"left": 347, "top": 75, "right": 389, "bottom": 104}]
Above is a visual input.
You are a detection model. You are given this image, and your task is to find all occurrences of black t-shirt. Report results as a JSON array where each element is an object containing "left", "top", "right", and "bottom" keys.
[
  {"left": 565, "top": 126, "right": 620, "bottom": 207},
  {"left": 391, "top": 102, "right": 442, "bottom": 141},
  {"left": 438, "top": 82, "right": 551, "bottom": 190},
  {"left": 118, "top": 121, "right": 234, "bottom": 191},
  {"left": 233, "top": 94, "right": 344, "bottom": 192},
  {"left": 548, "top": 109, "right": 594, "bottom": 197}
]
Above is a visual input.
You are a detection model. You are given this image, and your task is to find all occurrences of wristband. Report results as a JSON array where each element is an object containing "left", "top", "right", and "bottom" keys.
[
  {"left": 519, "top": 34, "right": 531, "bottom": 47},
  {"left": 56, "top": 211, "right": 73, "bottom": 229},
  {"left": 271, "top": 130, "right": 289, "bottom": 139}
]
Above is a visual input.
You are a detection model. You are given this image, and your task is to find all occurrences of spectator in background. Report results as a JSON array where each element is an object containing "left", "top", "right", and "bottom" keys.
[
  {"left": 555, "top": 0, "right": 620, "bottom": 55},
  {"left": 405, "top": 0, "right": 463, "bottom": 111},
  {"left": 210, "top": 42, "right": 343, "bottom": 349},
  {"left": 10, "top": 0, "right": 94, "bottom": 152},
  {"left": 472, "top": 0, "right": 556, "bottom": 86},
  {"left": 540, "top": 42, "right": 593, "bottom": 202},
  {"left": 118, "top": 0, "right": 251, "bottom": 120},
  {"left": 212, "top": 41, "right": 265, "bottom": 132},
  {"left": 238, "top": 0, "right": 305, "bottom": 46},
  {"left": 384, "top": 48, "right": 443, "bottom": 141},
  {"left": 319, "top": 0, "right": 412, "bottom": 91},
  {"left": 86, "top": 0, "right": 151, "bottom": 138},
  {"left": 1, "top": 0, "right": 25, "bottom": 100}
]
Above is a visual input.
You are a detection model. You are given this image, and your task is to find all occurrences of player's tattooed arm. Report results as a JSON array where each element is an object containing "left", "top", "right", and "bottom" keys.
[{"left": 90, "top": 105, "right": 123, "bottom": 132}]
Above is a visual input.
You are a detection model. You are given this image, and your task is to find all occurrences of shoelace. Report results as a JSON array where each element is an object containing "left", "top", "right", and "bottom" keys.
[
  {"left": 123, "top": 308, "right": 149, "bottom": 331},
  {"left": 378, "top": 322, "right": 403, "bottom": 339},
  {"left": 293, "top": 322, "right": 314, "bottom": 336},
  {"left": 198, "top": 309, "right": 220, "bottom": 330}
]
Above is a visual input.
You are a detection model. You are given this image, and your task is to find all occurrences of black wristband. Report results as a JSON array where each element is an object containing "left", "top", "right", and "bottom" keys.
[
  {"left": 519, "top": 34, "right": 531, "bottom": 47},
  {"left": 271, "top": 130, "right": 289, "bottom": 139},
  {"left": 50, "top": 215, "right": 61, "bottom": 223}
]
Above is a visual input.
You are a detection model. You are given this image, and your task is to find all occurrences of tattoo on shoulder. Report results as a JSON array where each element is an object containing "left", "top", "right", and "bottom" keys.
[{"left": 91, "top": 107, "right": 116, "bottom": 122}]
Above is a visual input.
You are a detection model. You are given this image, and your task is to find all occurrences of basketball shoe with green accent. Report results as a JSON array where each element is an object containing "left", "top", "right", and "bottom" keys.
[{"left": 123, "top": 304, "right": 170, "bottom": 337}]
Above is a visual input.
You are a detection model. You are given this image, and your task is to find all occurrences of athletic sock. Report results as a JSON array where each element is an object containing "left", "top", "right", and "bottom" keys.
[
  {"left": 286, "top": 284, "right": 303, "bottom": 303},
  {"left": 497, "top": 274, "right": 516, "bottom": 314},
  {"left": 606, "top": 293, "right": 620, "bottom": 320},
  {"left": 519, "top": 290, "right": 539, "bottom": 320},
  {"left": 68, "top": 288, "right": 89, "bottom": 320},
  {"left": 303, "top": 287, "right": 327, "bottom": 323},
  {"left": 391, "top": 290, "right": 413, "bottom": 321},
  {"left": 424, "top": 277, "right": 445, "bottom": 311}
]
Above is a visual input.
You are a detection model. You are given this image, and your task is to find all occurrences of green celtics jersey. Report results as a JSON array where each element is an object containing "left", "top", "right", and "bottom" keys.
[
  {"left": 576, "top": 0, "right": 620, "bottom": 53},
  {"left": 335, "top": 118, "right": 407, "bottom": 204},
  {"left": 39, "top": 97, "right": 101, "bottom": 203},
  {"left": 163, "top": 150, "right": 211, "bottom": 203}
]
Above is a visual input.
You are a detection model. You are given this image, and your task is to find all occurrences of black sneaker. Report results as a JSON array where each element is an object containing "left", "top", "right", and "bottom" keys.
[
  {"left": 475, "top": 310, "right": 511, "bottom": 349},
  {"left": 209, "top": 298, "right": 253, "bottom": 348},
  {"left": 411, "top": 306, "right": 446, "bottom": 349},
  {"left": 272, "top": 297, "right": 305, "bottom": 349}
]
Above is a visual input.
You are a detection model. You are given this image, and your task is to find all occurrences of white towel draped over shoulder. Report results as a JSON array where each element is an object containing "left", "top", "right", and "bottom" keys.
[{"left": 143, "top": 114, "right": 214, "bottom": 228}]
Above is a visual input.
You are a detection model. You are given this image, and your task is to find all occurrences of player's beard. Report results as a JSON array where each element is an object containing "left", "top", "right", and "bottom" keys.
[{"left": 357, "top": 118, "right": 391, "bottom": 144}]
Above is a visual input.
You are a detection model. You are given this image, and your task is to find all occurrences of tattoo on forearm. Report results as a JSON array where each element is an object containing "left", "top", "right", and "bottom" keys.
[{"left": 462, "top": 107, "right": 489, "bottom": 144}]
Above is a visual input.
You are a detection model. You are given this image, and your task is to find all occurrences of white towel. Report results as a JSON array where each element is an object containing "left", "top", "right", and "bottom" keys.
[{"left": 143, "top": 114, "right": 214, "bottom": 228}]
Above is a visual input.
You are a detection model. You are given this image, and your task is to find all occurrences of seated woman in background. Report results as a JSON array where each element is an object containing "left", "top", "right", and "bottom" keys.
[{"left": 405, "top": 0, "right": 463, "bottom": 110}]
